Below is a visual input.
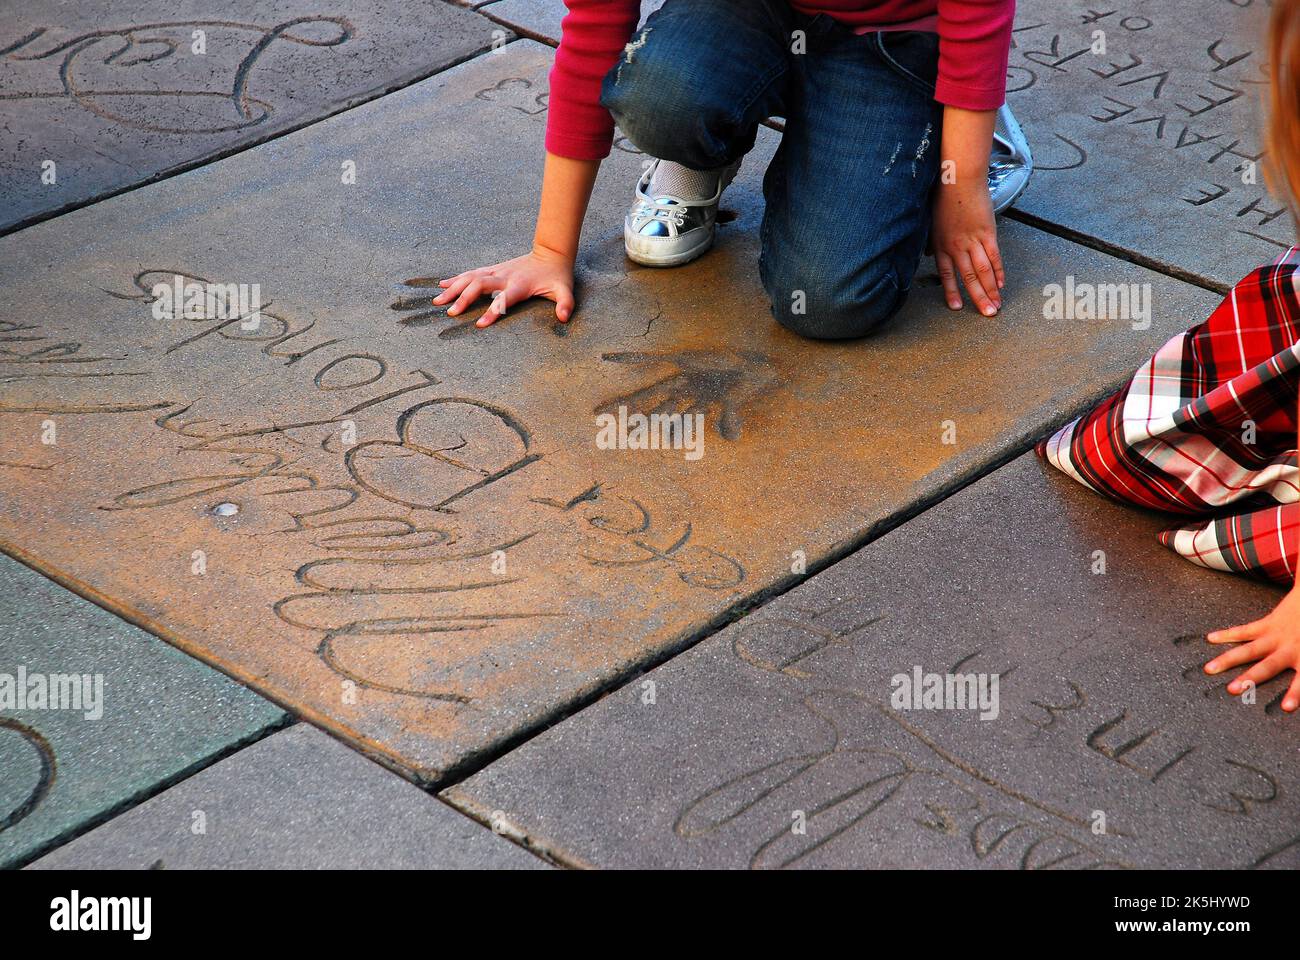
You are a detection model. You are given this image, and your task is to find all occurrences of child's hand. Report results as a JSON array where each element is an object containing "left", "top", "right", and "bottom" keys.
[
  {"left": 931, "top": 180, "right": 1004, "bottom": 318},
  {"left": 433, "top": 246, "right": 576, "bottom": 328},
  {"left": 1205, "top": 586, "right": 1300, "bottom": 710}
]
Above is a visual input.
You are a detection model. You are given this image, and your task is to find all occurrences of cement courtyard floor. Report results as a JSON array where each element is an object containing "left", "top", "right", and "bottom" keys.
[{"left": 0, "top": 0, "right": 1293, "bottom": 869}]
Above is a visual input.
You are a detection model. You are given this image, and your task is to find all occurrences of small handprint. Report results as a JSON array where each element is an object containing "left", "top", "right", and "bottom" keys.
[
  {"left": 390, "top": 275, "right": 569, "bottom": 338},
  {"left": 595, "top": 348, "right": 777, "bottom": 441},
  {"left": 390, "top": 278, "right": 479, "bottom": 339}
]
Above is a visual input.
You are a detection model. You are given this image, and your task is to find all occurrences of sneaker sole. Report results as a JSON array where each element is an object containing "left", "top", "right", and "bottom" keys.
[
  {"left": 623, "top": 220, "right": 716, "bottom": 267},
  {"left": 990, "top": 165, "right": 1033, "bottom": 215}
]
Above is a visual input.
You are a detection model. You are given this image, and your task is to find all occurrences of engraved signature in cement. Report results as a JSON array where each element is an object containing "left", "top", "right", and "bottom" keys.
[
  {"left": 676, "top": 689, "right": 1128, "bottom": 870},
  {"left": 688, "top": 602, "right": 1296, "bottom": 868},
  {"left": 0, "top": 269, "right": 746, "bottom": 708},
  {"left": 0, "top": 16, "right": 353, "bottom": 134},
  {"left": 0, "top": 718, "right": 56, "bottom": 837}
]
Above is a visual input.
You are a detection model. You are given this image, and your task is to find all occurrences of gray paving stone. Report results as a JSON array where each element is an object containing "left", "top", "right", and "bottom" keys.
[
  {"left": 479, "top": 0, "right": 663, "bottom": 44},
  {"left": 0, "top": 40, "right": 1219, "bottom": 785},
  {"left": 446, "top": 455, "right": 1296, "bottom": 869},
  {"left": 0, "top": 0, "right": 503, "bottom": 233},
  {"left": 0, "top": 553, "right": 285, "bottom": 869},
  {"left": 1009, "top": 0, "right": 1289, "bottom": 289},
  {"left": 28, "top": 723, "right": 545, "bottom": 869}
]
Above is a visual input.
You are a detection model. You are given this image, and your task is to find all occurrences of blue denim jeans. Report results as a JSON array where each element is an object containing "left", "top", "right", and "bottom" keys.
[{"left": 600, "top": 0, "right": 943, "bottom": 340}]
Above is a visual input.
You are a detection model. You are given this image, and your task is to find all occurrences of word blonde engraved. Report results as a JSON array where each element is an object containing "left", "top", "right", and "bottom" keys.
[
  {"left": 0, "top": 269, "right": 746, "bottom": 711},
  {"left": 150, "top": 274, "right": 261, "bottom": 329}
]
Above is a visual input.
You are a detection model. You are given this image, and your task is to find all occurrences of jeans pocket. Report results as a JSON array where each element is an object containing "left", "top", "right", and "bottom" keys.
[{"left": 871, "top": 30, "right": 939, "bottom": 97}]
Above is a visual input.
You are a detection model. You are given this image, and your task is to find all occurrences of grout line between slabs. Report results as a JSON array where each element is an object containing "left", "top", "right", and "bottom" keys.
[
  {"left": 5, "top": 715, "right": 295, "bottom": 870},
  {"left": 1001, "top": 207, "right": 1232, "bottom": 296},
  {"left": 428, "top": 376, "right": 1141, "bottom": 796}
]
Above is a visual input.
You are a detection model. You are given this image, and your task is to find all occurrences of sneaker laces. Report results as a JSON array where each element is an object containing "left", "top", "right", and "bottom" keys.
[
  {"left": 633, "top": 195, "right": 688, "bottom": 230},
  {"left": 630, "top": 161, "right": 726, "bottom": 237}
]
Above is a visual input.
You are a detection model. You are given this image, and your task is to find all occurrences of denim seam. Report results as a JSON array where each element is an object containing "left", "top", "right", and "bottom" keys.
[
  {"left": 861, "top": 267, "right": 905, "bottom": 333},
  {"left": 717, "top": 57, "right": 788, "bottom": 163},
  {"left": 758, "top": 156, "right": 786, "bottom": 270},
  {"left": 871, "top": 32, "right": 937, "bottom": 97}
]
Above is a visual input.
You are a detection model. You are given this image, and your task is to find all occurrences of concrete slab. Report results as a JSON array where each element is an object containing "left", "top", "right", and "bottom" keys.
[
  {"left": 0, "top": 553, "right": 285, "bottom": 869},
  {"left": 1009, "top": 0, "right": 1289, "bottom": 289},
  {"left": 480, "top": 0, "right": 663, "bottom": 46},
  {"left": 27, "top": 723, "right": 544, "bottom": 869},
  {"left": 0, "top": 39, "right": 1219, "bottom": 785},
  {"left": 446, "top": 455, "right": 1295, "bottom": 869},
  {"left": 0, "top": 0, "right": 503, "bottom": 233}
]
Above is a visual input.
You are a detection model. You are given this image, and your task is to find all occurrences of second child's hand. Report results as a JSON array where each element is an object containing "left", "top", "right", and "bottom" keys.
[
  {"left": 1206, "top": 586, "right": 1300, "bottom": 711},
  {"left": 432, "top": 151, "right": 599, "bottom": 329}
]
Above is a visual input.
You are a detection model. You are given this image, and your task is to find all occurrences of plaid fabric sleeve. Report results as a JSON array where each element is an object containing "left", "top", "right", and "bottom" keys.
[{"left": 1038, "top": 249, "right": 1300, "bottom": 584}]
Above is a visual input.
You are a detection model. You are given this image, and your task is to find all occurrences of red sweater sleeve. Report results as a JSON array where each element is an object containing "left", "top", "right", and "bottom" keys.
[
  {"left": 546, "top": 0, "right": 642, "bottom": 160},
  {"left": 933, "top": 0, "right": 1015, "bottom": 111}
]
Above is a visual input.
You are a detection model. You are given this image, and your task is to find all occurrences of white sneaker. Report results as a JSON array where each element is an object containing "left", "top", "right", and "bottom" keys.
[
  {"left": 623, "top": 158, "right": 742, "bottom": 267},
  {"left": 989, "top": 103, "right": 1033, "bottom": 214}
]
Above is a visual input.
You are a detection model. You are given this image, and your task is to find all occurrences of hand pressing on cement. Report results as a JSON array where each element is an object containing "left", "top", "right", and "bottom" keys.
[
  {"left": 1205, "top": 586, "right": 1300, "bottom": 711},
  {"left": 431, "top": 247, "right": 576, "bottom": 328},
  {"left": 931, "top": 106, "right": 1004, "bottom": 318},
  {"left": 425, "top": 152, "right": 599, "bottom": 329}
]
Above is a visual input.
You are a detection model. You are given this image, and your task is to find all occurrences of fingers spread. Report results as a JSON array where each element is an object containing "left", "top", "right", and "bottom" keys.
[
  {"left": 433, "top": 273, "right": 474, "bottom": 306},
  {"left": 476, "top": 280, "right": 523, "bottom": 328}
]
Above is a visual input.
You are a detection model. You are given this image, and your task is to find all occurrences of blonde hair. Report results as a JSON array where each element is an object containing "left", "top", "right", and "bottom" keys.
[{"left": 1267, "top": 0, "right": 1300, "bottom": 214}]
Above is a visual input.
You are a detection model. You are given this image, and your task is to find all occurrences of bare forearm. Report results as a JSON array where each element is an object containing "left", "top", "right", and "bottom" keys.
[
  {"left": 532, "top": 151, "right": 600, "bottom": 263},
  {"left": 939, "top": 105, "right": 995, "bottom": 194},
  {"left": 435, "top": 151, "right": 593, "bottom": 327}
]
